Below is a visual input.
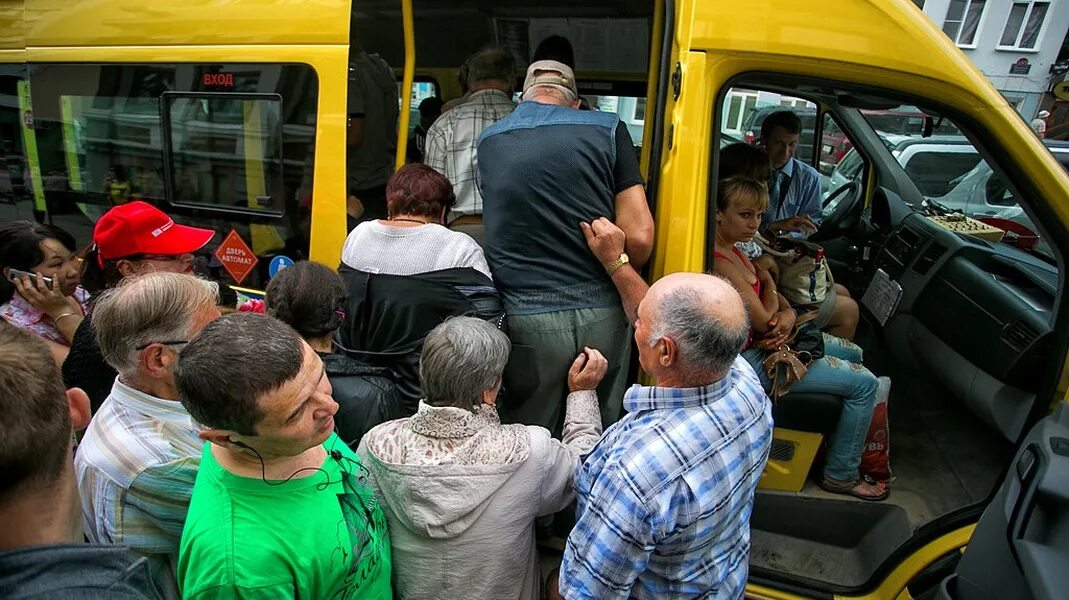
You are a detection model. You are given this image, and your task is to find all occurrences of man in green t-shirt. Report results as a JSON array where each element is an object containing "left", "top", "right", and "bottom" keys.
[{"left": 173, "top": 312, "right": 392, "bottom": 599}]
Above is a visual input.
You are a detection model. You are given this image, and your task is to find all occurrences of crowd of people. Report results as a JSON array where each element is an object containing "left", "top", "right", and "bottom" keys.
[{"left": 0, "top": 40, "right": 890, "bottom": 600}]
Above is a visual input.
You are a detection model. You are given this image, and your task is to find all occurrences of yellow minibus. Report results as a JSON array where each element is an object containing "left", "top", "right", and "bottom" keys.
[{"left": 1, "top": 1, "right": 1067, "bottom": 597}]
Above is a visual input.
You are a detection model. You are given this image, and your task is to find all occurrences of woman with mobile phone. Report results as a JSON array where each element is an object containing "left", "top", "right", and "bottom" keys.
[{"left": 0, "top": 221, "right": 88, "bottom": 364}]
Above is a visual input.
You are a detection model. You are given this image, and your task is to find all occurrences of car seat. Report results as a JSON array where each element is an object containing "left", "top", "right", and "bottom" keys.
[{"left": 759, "top": 392, "right": 843, "bottom": 492}]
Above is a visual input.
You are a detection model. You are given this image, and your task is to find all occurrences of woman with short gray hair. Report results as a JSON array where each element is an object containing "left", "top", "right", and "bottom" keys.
[{"left": 358, "top": 316, "right": 605, "bottom": 600}]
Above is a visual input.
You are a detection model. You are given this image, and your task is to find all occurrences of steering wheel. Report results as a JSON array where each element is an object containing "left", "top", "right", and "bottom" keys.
[{"left": 810, "top": 180, "right": 863, "bottom": 243}]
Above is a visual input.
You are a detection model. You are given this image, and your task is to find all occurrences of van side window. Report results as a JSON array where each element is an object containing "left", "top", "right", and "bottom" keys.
[
  {"left": 822, "top": 112, "right": 862, "bottom": 200},
  {"left": 163, "top": 93, "right": 285, "bottom": 214},
  {"left": 24, "top": 63, "right": 319, "bottom": 290}
]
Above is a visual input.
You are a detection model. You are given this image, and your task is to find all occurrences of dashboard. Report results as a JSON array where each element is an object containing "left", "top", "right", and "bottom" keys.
[{"left": 872, "top": 212, "right": 1055, "bottom": 390}]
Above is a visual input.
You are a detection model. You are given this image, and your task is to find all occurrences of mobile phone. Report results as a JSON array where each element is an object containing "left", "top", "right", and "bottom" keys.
[
  {"left": 6, "top": 268, "right": 53, "bottom": 287},
  {"left": 774, "top": 230, "right": 808, "bottom": 241}
]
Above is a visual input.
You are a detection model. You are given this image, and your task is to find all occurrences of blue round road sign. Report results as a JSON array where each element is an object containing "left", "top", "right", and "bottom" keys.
[{"left": 268, "top": 255, "right": 295, "bottom": 278}]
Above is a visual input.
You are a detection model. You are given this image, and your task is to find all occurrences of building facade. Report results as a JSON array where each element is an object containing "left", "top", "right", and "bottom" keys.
[{"left": 918, "top": 0, "right": 1069, "bottom": 120}]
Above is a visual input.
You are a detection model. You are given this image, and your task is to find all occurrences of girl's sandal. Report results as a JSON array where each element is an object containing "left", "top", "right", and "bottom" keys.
[{"left": 820, "top": 474, "right": 889, "bottom": 502}]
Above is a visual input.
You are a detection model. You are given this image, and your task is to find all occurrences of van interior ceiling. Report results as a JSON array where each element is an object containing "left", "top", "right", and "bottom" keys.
[{"left": 350, "top": 0, "right": 657, "bottom": 72}]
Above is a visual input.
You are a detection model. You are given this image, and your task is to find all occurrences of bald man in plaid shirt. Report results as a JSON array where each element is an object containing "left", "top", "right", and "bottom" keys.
[{"left": 558, "top": 221, "right": 773, "bottom": 599}]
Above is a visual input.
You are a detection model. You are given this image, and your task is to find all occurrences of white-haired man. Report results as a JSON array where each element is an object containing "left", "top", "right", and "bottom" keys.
[
  {"left": 1030, "top": 109, "right": 1050, "bottom": 138},
  {"left": 75, "top": 273, "right": 221, "bottom": 598},
  {"left": 476, "top": 59, "right": 654, "bottom": 435},
  {"left": 424, "top": 47, "right": 517, "bottom": 243}
]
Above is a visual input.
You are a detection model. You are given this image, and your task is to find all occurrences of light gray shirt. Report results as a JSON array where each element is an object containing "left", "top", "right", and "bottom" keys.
[{"left": 341, "top": 221, "right": 492, "bottom": 278}]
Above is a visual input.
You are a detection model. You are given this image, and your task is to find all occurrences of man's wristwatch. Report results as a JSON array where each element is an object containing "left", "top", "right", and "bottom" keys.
[{"left": 605, "top": 253, "right": 630, "bottom": 276}]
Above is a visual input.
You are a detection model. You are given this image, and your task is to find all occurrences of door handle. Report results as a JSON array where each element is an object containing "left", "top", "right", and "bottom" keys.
[
  {"left": 1007, "top": 442, "right": 1069, "bottom": 600},
  {"left": 1007, "top": 445, "right": 1039, "bottom": 547}
]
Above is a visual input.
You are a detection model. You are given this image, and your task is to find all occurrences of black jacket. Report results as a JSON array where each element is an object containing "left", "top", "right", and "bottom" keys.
[
  {"left": 336, "top": 265, "right": 505, "bottom": 414},
  {"left": 321, "top": 352, "right": 403, "bottom": 450},
  {"left": 62, "top": 314, "right": 117, "bottom": 414}
]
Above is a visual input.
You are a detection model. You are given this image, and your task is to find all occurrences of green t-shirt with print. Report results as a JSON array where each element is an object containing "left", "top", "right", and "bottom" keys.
[{"left": 178, "top": 433, "right": 392, "bottom": 599}]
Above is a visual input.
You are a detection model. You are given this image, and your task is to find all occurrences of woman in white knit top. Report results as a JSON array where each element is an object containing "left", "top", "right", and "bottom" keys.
[{"left": 341, "top": 164, "right": 491, "bottom": 278}]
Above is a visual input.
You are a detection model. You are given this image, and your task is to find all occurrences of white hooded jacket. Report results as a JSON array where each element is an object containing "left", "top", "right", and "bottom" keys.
[{"left": 358, "top": 392, "right": 601, "bottom": 600}]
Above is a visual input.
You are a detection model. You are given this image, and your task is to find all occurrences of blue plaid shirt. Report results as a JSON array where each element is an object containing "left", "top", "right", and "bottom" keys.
[{"left": 561, "top": 357, "right": 772, "bottom": 599}]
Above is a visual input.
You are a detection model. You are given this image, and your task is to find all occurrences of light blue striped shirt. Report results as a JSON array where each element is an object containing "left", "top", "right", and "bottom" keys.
[
  {"left": 75, "top": 380, "right": 202, "bottom": 599},
  {"left": 764, "top": 157, "right": 823, "bottom": 228},
  {"left": 561, "top": 357, "right": 772, "bottom": 599}
]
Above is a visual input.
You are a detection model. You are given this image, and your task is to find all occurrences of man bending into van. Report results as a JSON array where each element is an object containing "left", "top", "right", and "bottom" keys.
[
  {"left": 477, "top": 60, "right": 654, "bottom": 433},
  {"left": 174, "top": 313, "right": 391, "bottom": 599}
]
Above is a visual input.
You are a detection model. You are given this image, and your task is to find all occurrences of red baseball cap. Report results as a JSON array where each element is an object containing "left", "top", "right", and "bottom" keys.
[{"left": 94, "top": 201, "right": 215, "bottom": 262}]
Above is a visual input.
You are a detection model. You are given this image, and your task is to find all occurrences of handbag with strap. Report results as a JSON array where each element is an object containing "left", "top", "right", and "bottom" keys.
[
  {"left": 756, "top": 233, "right": 833, "bottom": 308},
  {"left": 761, "top": 311, "right": 825, "bottom": 400}
]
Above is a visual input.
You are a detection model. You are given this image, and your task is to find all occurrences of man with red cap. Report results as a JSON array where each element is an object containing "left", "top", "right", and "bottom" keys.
[
  {"left": 87, "top": 200, "right": 217, "bottom": 278},
  {"left": 63, "top": 201, "right": 216, "bottom": 412}
]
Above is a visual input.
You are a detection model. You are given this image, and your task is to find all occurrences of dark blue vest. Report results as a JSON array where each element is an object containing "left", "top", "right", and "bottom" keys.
[{"left": 477, "top": 101, "right": 621, "bottom": 314}]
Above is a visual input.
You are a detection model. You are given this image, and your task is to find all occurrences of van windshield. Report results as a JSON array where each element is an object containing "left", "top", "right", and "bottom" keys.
[{"left": 850, "top": 105, "right": 1060, "bottom": 261}]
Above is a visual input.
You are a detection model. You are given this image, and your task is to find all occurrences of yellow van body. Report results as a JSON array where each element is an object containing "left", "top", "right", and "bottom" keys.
[
  {"left": 653, "top": 0, "right": 1069, "bottom": 277},
  {"left": 2, "top": 1, "right": 1067, "bottom": 598}
]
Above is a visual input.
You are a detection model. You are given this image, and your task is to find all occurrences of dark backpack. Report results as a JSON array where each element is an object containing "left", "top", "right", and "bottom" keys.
[{"left": 335, "top": 264, "right": 505, "bottom": 413}]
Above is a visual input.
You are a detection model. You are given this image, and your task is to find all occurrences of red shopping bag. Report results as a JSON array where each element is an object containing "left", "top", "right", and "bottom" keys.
[{"left": 859, "top": 376, "right": 892, "bottom": 483}]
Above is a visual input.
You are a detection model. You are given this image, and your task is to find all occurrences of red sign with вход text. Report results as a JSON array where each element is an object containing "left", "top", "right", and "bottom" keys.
[{"left": 214, "top": 229, "right": 258, "bottom": 285}]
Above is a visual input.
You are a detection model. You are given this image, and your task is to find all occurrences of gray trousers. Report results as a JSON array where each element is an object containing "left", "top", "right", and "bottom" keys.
[{"left": 500, "top": 306, "right": 632, "bottom": 435}]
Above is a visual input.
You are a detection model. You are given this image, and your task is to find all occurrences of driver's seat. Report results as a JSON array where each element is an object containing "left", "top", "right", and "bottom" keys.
[{"left": 759, "top": 392, "right": 843, "bottom": 492}]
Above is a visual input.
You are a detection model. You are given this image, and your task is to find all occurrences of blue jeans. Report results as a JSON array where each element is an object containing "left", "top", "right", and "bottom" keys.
[{"left": 743, "top": 334, "right": 878, "bottom": 481}]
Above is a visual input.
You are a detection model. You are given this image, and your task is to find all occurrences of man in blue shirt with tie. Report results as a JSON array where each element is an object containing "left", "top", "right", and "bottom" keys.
[
  {"left": 755, "top": 110, "right": 860, "bottom": 340},
  {"left": 760, "top": 110, "right": 823, "bottom": 236}
]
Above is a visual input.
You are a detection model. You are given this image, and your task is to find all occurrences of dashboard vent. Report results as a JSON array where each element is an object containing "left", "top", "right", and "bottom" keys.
[
  {"left": 913, "top": 242, "right": 947, "bottom": 275},
  {"left": 1002, "top": 321, "right": 1039, "bottom": 351}
]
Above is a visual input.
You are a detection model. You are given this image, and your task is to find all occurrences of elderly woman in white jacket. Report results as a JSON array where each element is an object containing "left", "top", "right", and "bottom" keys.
[{"left": 358, "top": 316, "right": 605, "bottom": 600}]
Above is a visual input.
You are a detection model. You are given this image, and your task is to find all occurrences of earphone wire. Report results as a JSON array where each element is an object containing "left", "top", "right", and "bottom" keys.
[
  {"left": 241, "top": 440, "right": 369, "bottom": 491},
  {"left": 240, "top": 439, "right": 379, "bottom": 539}
]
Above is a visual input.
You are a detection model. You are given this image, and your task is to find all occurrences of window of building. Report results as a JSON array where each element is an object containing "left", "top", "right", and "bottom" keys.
[
  {"left": 633, "top": 97, "right": 647, "bottom": 123},
  {"left": 912, "top": 0, "right": 926, "bottom": 8},
  {"left": 942, "top": 0, "right": 986, "bottom": 47},
  {"left": 998, "top": 1, "right": 1050, "bottom": 50},
  {"left": 721, "top": 89, "right": 759, "bottom": 134}
]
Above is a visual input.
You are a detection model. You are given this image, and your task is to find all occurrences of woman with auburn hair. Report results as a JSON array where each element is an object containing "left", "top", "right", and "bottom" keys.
[
  {"left": 337, "top": 164, "right": 503, "bottom": 414},
  {"left": 341, "top": 163, "right": 490, "bottom": 277}
]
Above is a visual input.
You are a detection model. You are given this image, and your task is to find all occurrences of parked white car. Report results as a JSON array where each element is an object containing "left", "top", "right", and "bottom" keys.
[{"left": 827, "top": 134, "right": 979, "bottom": 196}]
